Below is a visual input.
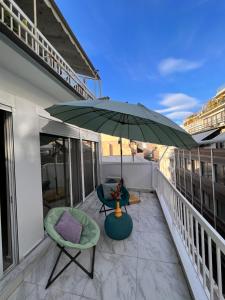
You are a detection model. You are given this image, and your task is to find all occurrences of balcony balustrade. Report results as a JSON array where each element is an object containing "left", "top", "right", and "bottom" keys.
[{"left": 0, "top": 0, "right": 96, "bottom": 100}]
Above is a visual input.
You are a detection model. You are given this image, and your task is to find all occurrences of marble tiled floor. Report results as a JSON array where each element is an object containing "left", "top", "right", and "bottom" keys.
[{"left": 9, "top": 192, "right": 192, "bottom": 300}]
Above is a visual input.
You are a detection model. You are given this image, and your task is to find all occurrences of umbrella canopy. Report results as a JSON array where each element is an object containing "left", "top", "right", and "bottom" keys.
[{"left": 46, "top": 99, "right": 197, "bottom": 149}]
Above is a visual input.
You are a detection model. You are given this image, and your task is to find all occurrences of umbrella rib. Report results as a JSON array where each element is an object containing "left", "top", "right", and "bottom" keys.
[
  {"left": 95, "top": 111, "right": 120, "bottom": 132},
  {"left": 139, "top": 118, "right": 164, "bottom": 144},
  {"left": 74, "top": 110, "right": 116, "bottom": 128},
  {"left": 167, "top": 126, "right": 187, "bottom": 148},
  {"left": 131, "top": 115, "right": 147, "bottom": 141},
  {"left": 111, "top": 116, "right": 122, "bottom": 136},
  {"left": 154, "top": 123, "right": 179, "bottom": 146},
  {"left": 63, "top": 108, "right": 108, "bottom": 123},
  {"left": 48, "top": 106, "right": 89, "bottom": 117}
]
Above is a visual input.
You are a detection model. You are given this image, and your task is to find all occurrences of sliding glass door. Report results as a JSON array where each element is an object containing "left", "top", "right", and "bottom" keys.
[
  {"left": 40, "top": 134, "right": 70, "bottom": 217},
  {"left": 82, "top": 140, "right": 94, "bottom": 197},
  {"left": 82, "top": 140, "right": 99, "bottom": 196},
  {"left": 0, "top": 109, "right": 17, "bottom": 276},
  {"left": 70, "top": 139, "right": 82, "bottom": 206},
  {"left": 40, "top": 134, "right": 83, "bottom": 215},
  {"left": 93, "top": 142, "right": 99, "bottom": 188}
]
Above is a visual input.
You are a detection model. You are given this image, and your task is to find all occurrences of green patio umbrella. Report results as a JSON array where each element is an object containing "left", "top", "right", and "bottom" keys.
[{"left": 46, "top": 98, "right": 197, "bottom": 177}]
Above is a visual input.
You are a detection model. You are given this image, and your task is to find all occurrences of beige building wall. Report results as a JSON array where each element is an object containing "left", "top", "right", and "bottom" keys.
[
  {"left": 101, "top": 134, "right": 133, "bottom": 156},
  {"left": 158, "top": 145, "right": 175, "bottom": 184}
]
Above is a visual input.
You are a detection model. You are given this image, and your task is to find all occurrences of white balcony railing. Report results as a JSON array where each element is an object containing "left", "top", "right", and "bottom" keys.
[
  {"left": 153, "top": 167, "right": 225, "bottom": 300},
  {"left": 0, "top": 0, "right": 96, "bottom": 100}
]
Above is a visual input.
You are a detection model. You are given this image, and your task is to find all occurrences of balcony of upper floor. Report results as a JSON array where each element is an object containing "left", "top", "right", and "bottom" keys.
[
  {"left": 0, "top": 0, "right": 100, "bottom": 101},
  {"left": 1, "top": 156, "right": 225, "bottom": 300}
]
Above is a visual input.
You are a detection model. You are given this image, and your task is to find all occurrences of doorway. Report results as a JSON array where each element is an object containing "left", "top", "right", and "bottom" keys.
[{"left": 0, "top": 109, "right": 17, "bottom": 275}]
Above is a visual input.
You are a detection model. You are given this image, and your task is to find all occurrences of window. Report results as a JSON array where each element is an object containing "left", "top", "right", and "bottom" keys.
[
  {"left": 201, "top": 161, "right": 212, "bottom": 179},
  {"left": 179, "top": 156, "right": 184, "bottom": 169},
  {"left": 40, "top": 134, "right": 70, "bottom": 217},
  {"left": 214, "top": 164, "right": 225, "bottom": 185},
  {"left": 184, "top": 158, "right": 187, "bottom": 170},
  {"left": 192, "top": 160, "right": 200, "bottom": 174},
  {"left": 184, "top": 157, "right": 191, "bottom": 171},
  {"left": 202, "top": 191, "right": 213, "bottom": 211},
  {"left": 217, "top": 198, "right": 225, "bottom": 220},
  {"left": 193, "top": 184, "right": 199, "bottom": 198},
  {"left": 201, "top": 162, "right": 206, "bottom": 177}
]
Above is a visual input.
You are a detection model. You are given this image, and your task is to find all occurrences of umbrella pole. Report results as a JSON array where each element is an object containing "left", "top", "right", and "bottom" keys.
[
  {"left": 115, "top": 136, "right": 123, "bottom": 218},
  {"left": 120, "top": 137, "right": 123, "bottom": 180}
]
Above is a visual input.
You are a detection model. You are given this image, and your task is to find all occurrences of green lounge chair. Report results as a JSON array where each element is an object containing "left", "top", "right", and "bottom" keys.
[
  {"left": 97, "top": 184, "right": 130, "bottom": 216},
  {"left": 44, "top": 207, "right": 100, "bottom": 289}
]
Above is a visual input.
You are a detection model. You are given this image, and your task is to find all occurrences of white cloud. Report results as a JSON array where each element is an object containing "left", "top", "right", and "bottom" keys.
[
  {"left": 158, "top": 57, "right": 203, "bottom": 76},
  {"left": 156, "top": 93, "right": 200, "bottom": 123},
  {"left": 165, "top": 111, "right": 194, "bottom": 120}
]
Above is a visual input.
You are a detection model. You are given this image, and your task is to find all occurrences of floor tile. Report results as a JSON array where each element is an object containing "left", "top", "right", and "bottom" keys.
[
  {"left": 82, "top": 251, "right": 137, "bottom": 300},
  {"left": 8, "top": 282, "right": 36, "bottom": 300},
  {"left": 138, "top": 231, "right": 178, "bottom": 263},
  {"left": 136, "top": 258, "right": 192, "bottom": 300}
]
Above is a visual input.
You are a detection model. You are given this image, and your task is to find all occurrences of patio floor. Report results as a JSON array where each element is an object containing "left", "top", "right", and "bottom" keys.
[{"left": 9, "top": 192, "right": 192, "bottom": 300}]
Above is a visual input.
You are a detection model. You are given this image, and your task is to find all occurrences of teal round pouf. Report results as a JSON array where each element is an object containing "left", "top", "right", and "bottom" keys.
[{"left": 104, "top": 212, "right": 133, "bottom": 240}]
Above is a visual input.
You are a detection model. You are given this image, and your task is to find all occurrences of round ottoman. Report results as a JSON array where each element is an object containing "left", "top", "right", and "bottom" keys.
[{"left": 104, "top": 212, "right": 133, "bottom": 240}]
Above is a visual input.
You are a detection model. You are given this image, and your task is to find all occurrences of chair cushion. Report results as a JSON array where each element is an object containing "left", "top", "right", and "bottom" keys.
[
  {"left": 55, "top": 211, "right": 82, "bottom": 244},
  {"left": 102, "top": 183, "right": 117, "bottom": 200}
]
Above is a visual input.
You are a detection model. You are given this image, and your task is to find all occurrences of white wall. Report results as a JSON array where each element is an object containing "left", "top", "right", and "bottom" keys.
[
  {"left": 13, "top": 98, "right": 44, "bottom": 258},
  {"left": 0, "top": 91, "right": 99, "bottom": 262},
  {"left": 0, "top": 31, "right": 101, "bottom": 265},
  {"left": 101, "top": 161, "right": 157, "bottom": 191}
]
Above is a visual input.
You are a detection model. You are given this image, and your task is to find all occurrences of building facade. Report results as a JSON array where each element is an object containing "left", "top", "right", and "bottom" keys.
[
  {"left": 172, "top": 88, "right": 225, "bottom": 239},
  {"left": 0, "top": 0, "right": 101, "bottom": 282}
]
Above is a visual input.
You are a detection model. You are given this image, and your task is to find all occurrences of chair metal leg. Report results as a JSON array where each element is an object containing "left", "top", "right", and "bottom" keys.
[
  {"left": 46, "top": 245, "right": 96, "bottom": 289},
  {"left": 90, "top": 245, "right": 96, "bottom": 279},
  {"left": 99, "top": 204, "right": 114, "bottom": 216}
]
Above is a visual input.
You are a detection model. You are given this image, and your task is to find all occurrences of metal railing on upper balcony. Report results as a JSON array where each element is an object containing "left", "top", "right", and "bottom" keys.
[
  {"left": 0, "top": 0, "right": 96, "bottom": 100},
  {"left": 154, "top": 167, "right": 225, "bottom": 300},
  {"left": 185, "top": 114, "right": 225, "bottom": 135}
]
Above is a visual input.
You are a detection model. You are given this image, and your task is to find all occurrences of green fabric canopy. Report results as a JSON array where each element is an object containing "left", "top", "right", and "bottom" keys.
[{"left": 46, "top": 99, "right": 197, "bottom": 149}]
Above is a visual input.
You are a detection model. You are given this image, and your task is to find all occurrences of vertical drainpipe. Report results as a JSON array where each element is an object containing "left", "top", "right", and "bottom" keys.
[
  {"left": 198, "top": 147, "right": 203, "bottom": 214},
  {"left": 211, "top": 148, "right": 216, "bottom": 228},
  {"left": 80, "top": 132, "right": 85, "bottom": 202}
]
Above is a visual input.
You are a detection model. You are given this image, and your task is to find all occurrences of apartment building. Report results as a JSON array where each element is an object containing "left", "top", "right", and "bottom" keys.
[{"left": 0, "top": 0, "right": 101, "bottom": 280}]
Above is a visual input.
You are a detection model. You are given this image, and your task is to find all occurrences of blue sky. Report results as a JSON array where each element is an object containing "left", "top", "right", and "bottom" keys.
[{"left": 56, "top": 0, "right": 225, "bottom": 124}]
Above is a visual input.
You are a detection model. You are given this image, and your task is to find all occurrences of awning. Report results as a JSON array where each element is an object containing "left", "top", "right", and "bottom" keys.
[
  {"left": 208, "top": 132, "right": 225, "bottom": 143},
  {"left": 192, "top": 128, "right": 219, "bottom": 143},
  {"left": 15, "top": 0, "right": 100, "bottom": 79}
]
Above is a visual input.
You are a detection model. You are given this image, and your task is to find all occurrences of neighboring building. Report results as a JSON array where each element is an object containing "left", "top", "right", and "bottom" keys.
[
  {"left": 171, "top": 88, "right": 225, "bottom": 238},
  {"left": 101, "top": 133, "right": 159, "bottom": 162},
  {"left": 0, "top": 0, "right": 101, "bottom": 281},
  {"left": 101, "top": 134, "right": 134, "bottom": 156},
  {"left": 158, "top": 145, "right": 175, "bottom": 184},
  {"left": 184, "top": 87, "right": 225, "bottom": 135}
]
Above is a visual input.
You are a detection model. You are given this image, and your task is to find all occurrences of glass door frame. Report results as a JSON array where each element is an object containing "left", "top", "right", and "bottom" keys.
[{"left": 0, "top": 107, "right": 18, "bottom": 278}]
